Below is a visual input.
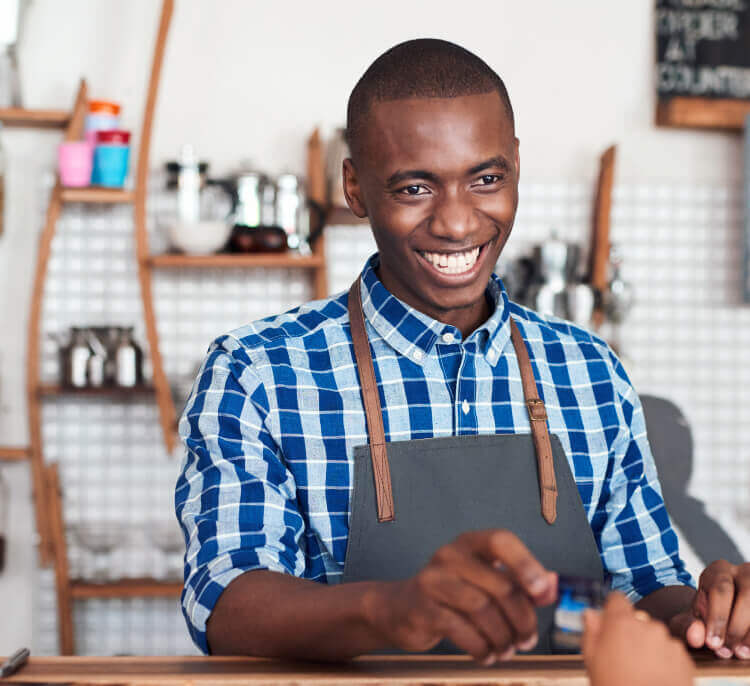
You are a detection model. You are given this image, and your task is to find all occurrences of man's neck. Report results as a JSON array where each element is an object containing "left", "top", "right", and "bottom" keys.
[{"left": 375, "top": 266, "right": 494, "bottom": 338}]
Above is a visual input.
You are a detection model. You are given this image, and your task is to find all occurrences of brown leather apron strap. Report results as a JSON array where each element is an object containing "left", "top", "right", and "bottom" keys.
[
  {"left": 348, "top": 280, "right": 395, "bottom": 522},
  {"left": 510, "top": 319, "right": 558, "bottom": 524}
]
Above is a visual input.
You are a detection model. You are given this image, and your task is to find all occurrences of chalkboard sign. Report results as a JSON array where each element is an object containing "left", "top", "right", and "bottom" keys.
[
  {"left": 657, "top": 0, "right": 750, "bottom": 100},
  {"left": 656, "top": 1, "right": 750, "bottom": 129}
]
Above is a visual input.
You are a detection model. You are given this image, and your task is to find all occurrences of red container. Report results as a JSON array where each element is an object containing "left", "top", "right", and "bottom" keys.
[
  {"left": 89, "top": 100, "right": 121, "bottom": 116},
  {"left": 96, "top": 130, "right": 131, "bottom": 145}
]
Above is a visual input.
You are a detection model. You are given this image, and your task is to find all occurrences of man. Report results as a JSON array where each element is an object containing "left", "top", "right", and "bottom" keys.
[{"left": 176, "top": 39, "right": 750, "bottom": 663}]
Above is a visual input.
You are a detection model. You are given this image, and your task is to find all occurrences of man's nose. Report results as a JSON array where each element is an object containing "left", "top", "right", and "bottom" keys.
[{"left": 430, "top": 190, "right": 478, "bottom": 241}]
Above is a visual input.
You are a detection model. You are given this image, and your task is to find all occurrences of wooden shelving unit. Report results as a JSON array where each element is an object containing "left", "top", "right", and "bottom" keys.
[
  {"left": 23, "top": 0, "right": 179, "bottom": 655},
  {"left": 16, "top": 0, "right": 331, "bottom": 656},
  {"left": 0, "top": 107, "right": 69, "bottom": 128},
  {"left": 147, "top": 252, "right": 325, "bottom": 269}
]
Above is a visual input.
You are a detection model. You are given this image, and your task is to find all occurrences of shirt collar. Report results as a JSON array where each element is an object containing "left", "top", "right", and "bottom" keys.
[{"left": 357, "top": 254, "right": 511, "bottom": 365}]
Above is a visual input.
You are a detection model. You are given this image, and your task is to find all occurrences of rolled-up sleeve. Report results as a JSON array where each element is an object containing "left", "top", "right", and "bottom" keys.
[
  {"left": 596, "top": 353, "right": 695, "bottom": 601},
  {"left": 175, "top": 337, "right": 306, "bottom": 654}
]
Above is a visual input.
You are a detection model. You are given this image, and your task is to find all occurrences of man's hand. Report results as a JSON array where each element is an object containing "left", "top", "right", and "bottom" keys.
[
  {"left": 670, "top": 560, "right": 750, "bottom": 659},
  {"left": 360, "top": 530, "right": 557, "bottom": 664},
  {"left": 583, "top": 593, "right": 694, "bottom": 686}
]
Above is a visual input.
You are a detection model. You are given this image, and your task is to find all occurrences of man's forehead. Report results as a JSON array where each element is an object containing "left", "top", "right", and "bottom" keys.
[{"left": 362, "top": 93, "right": 514, "bottom": 171}]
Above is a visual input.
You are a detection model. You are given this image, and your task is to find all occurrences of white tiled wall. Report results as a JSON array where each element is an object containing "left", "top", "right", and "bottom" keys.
[{"left": 32, "top": 176, "right": 749, "bottom": 655}]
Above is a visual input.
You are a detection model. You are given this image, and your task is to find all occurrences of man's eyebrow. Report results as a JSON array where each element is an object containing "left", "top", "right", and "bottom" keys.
[
  {"left": 467, "top": 156, "right": 511, "bottom": 176},
  {"left": 385, "top": 169, "right": 441, "bottom": 187},
  {"left": 385, "top": 157, "right": 511, "bottom": 187}
]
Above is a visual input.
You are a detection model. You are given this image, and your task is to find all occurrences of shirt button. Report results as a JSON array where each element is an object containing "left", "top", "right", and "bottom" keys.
[
  {"left": 441, "top": 332, "right": 455, "bottom": 344},
  {"left": 462, "top": 399, "right": 470, "bottom": 415},
  {"left": 412, "top": 350, "right": 424, "bottom": 362}
]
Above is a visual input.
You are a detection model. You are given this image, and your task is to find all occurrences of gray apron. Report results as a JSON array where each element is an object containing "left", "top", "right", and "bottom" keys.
[{"left": 341, "top": 280, "right": 603, "bottom": 653}]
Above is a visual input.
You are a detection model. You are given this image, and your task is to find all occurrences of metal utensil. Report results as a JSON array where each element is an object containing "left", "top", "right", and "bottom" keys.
[
  {"left": 0, "top": 647, "right": 30, "bottom": 678},
  {"left": 565, "top": 283, "right": 596, "bottom": 327}
]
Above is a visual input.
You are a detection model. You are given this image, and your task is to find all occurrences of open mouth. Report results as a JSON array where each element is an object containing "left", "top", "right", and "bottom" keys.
[{"left": 417, "top": 241, "right": 489, "bottom": 277}]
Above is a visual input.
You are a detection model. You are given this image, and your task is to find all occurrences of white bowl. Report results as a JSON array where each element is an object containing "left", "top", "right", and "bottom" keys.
[{"left": 167, "top": 220, "right": 231, "bottom": 255}]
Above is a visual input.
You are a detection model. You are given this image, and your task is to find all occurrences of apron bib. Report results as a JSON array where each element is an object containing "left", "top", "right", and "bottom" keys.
[{"left": 341, "top": 279, "right": 603, "bottom": 653}]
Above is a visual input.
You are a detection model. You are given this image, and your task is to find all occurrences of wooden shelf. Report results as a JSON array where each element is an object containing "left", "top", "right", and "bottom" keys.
[
  {"left": 70, "top": 578, "right": 182, "bottom": 599},
  {"left": 60, "top": 187, "right": 135, "bottom": 204},
  {"left": 38, "top": 384, "right": 155, "bottom": 398},
  {"left": 0, "top": 106, "right": 70, "bottom": 128},
  {"left": 0, "top": 445, "right": 30, "bottom": 462},
  {"left": 656, "top": 96, "right": 750, "bottom": 131},
  {"left": 147, "top": 252, "right": 325, "bottom": 269}
]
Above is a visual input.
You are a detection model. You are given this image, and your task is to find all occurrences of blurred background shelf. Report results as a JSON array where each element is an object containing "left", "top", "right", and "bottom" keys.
[
  {"left": 37, "top": 384, "right": 155, "bottom": 398},
  {"left": 146, "top": 252, "right": 325, "bottom": 269},
  {"left": 70, "top": 578, "right": 182, "bottom": 599},
  {"left": 656, "top": 96, "right": 750, "bottom": 131},
  {"left": 0, "top": 107, "right": 70, "bottom": 128},
  {"left": 0, "top": 446, "right": 30, "bottom": 461},
  {"left": 60, "top": 187, "right": 135, "bottom": 204}
]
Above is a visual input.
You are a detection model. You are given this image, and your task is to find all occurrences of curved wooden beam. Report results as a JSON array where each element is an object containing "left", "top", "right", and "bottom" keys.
[
  {"left": 46, "top": 464, "right": 75, "bottom": 655},
  {"left": 133, "top": 0, "right": 177, "bottom": 453},
  {"left": 26, "top": 79, "right": 88, "bottom": 565}
]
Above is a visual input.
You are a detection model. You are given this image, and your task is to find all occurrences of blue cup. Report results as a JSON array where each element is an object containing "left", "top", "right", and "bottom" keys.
[{"left": 91, "top": 144, "right": 130, "bottom": 188}]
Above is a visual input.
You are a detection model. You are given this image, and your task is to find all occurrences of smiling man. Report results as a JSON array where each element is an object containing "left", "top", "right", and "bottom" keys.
[{"left": 175, "top": 39, "right": 750, "bottom": 664}]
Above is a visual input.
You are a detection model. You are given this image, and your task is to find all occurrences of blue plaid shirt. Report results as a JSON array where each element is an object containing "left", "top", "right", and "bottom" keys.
[{"left": 176, "top": 255, "right": 692, "bottom": 654}]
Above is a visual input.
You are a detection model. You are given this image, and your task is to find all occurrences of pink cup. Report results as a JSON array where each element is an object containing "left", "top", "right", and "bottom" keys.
[{"left": 58, "top": 141, "right": 93, "bottom": 187}]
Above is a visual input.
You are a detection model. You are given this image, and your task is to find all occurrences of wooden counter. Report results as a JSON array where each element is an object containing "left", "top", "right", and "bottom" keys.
[{"left": 4, "top": 654, "right": 750, "bottom": 685}]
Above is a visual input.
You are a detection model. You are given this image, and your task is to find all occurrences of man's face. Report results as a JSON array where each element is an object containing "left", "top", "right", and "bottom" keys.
[{"left": 343, "top": 92, "right": 519, "bottom": 325}]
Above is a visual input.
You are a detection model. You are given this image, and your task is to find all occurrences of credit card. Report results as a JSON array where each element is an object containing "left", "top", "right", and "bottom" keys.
[{"left": 551, "top": 574, "right": 610, "bottom": 652}]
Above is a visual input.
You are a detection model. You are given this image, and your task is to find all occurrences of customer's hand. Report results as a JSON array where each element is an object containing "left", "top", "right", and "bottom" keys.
[
  {"left": 361, "top": 530, "right": 557, "bottom": 664},
  {"left": 583, "top": 593, "right": 694, "bottom": 686}
]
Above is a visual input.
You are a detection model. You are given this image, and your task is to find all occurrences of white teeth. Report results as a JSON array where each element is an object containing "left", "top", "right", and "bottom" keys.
[{"left": 420, "top": 246, "right": 481, "bottom": 275}]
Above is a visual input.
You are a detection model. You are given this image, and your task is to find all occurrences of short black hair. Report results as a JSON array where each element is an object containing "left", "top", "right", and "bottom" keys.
[{"left": 346, "top": 38, "right": 514, "bottom": 162}]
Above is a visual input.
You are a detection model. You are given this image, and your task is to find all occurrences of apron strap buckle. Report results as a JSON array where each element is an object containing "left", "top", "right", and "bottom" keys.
[{"left": 526, "top": 398, "right": 547, "bottom": 422}]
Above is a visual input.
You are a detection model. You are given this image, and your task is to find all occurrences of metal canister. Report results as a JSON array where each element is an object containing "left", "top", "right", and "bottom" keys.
[
  {"left": 234, "top": 171, "right": 268, "bottom": 228},
  {"left": 85, "top": 330, "right": 107, "bottom": 387},
  {"left": 114, "top": 327, "right": 143, "bottom": 388},
  {"left": 275, "top": 173, "right": 307, "bottom": 250},
  {"left": 64, "top": 328, "right": 91, "bottom": 388}
]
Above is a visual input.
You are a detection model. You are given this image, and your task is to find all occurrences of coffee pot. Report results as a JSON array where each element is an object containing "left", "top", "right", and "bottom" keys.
[{"left": 223, "top": 170, "right": 325, "bottom": 254}]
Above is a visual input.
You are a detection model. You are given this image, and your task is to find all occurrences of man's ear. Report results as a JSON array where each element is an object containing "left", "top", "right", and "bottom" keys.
[
  {"left": 514, "top": 137, "right": 520, "bottom": 182},
  {"left": 342, "top": 158, "right": 368, "bottom": 218}
]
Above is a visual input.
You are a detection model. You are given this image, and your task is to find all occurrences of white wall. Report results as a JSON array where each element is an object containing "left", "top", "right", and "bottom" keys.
[{"left": 0, "top": 0, "right": 745, "bottom": 655}]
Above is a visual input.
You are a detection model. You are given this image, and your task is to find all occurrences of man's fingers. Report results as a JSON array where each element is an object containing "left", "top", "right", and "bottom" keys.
[
  {"left": 417, "top": 568, "right": 514, "bottom": 655},
  {"left": 699, "top": 560, "right": 737, "bottom": 651},
  {"left": 459, "top": 530, "right": 552, "bottom": 600},
  {"left": 431, "top": 543, "right": 539, "bottom": 646},
  {"left": 455, "top": 555, "right": 538, "bottom": 646},
  {"left": 433, "top": 605, "right": 493, "bottom": 664},
  {"left": 670, "top": 611, "right": 706, "bottom": 649},
  {"left": 726, "top": 565, "right": 750, "bottom": 657}
]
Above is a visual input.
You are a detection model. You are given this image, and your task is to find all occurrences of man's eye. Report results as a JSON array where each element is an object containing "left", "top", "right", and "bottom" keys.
[
  {"left": 479, "top": 174, "right": 502, "bottom": 185},
  {"left": 400, "top": 185, "right": 428, "bottom": 196}
]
